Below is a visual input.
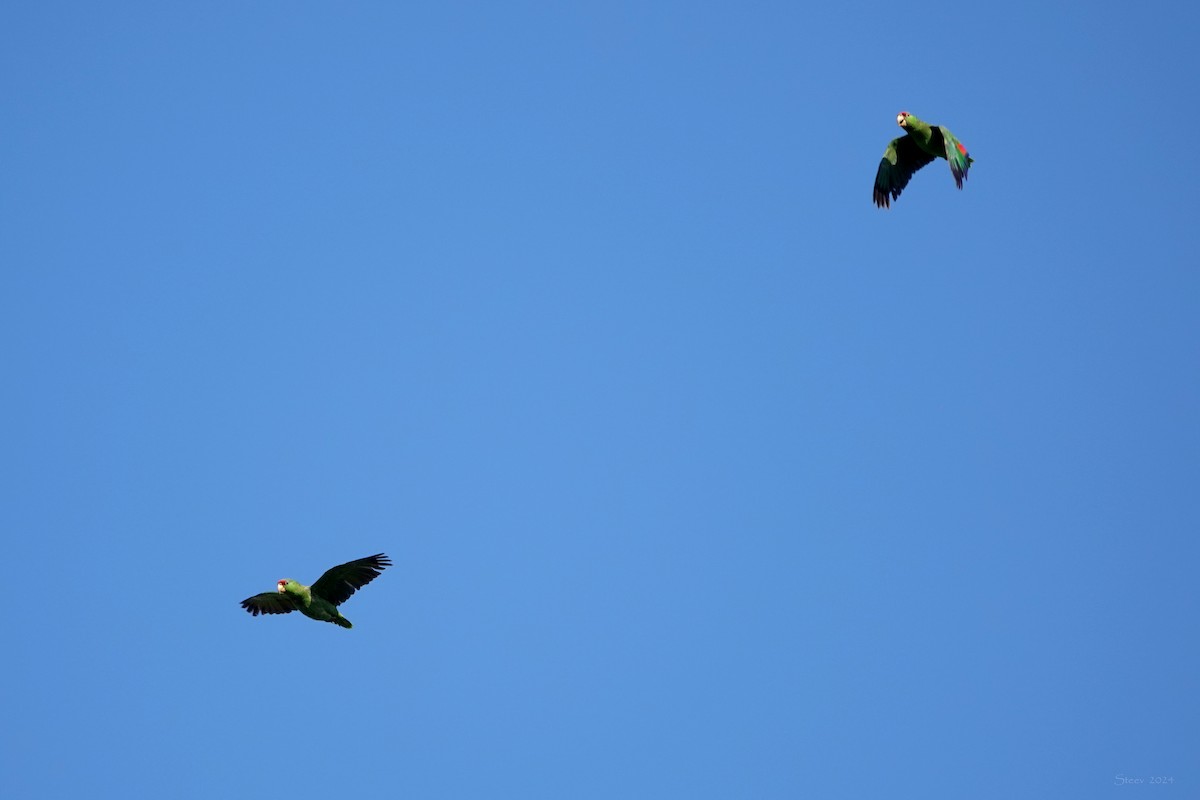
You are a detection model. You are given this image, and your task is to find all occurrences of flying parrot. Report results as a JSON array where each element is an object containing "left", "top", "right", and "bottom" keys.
[
  {"left": 240, "top": 553, "right": 391, "bottom": 629},
  {"left": 873, "top": 111, "right": 973, "bottom": 208}
]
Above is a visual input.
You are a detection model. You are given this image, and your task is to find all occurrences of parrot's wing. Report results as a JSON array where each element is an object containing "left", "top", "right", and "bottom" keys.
[
  {"left": 241, "top": 592, "right": 297, "bottom": 616},
  {"left": 873, "top": 135, "right": 937, "bottom": 208},
  {"left": 310, "top": 553, "right": 392, "bottom": 606},
  {"left": 935, "top": 126, "right": 971, "bottom": 189}
]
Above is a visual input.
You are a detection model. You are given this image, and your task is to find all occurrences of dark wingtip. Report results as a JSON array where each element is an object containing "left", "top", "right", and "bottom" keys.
[
  {"left": 366, "top": 553, "right": 392, "bottom": 568},
  {"left": 874, "top": 186, "right": 900, "bottom": 208}
]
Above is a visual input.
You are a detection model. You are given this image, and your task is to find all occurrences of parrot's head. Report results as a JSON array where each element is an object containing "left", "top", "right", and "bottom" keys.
[
  {"left": 896, "top": 111, "right": 910, "bottom": 128},
  {"left": 277, "top": 579, "right": 290, "bottom": 593}
]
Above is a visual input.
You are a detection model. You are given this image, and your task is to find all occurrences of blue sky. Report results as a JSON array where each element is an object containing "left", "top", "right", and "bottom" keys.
[{"left": 3, "top": 2, "right": 1197, "bottom": 797}]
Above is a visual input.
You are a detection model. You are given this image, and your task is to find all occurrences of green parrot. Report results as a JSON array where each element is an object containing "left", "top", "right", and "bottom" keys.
[
  {"left": 873, "top": 111, "right": 973, "bottom": 208},
  {"left": 240, "top": 553, "right": 391, "bottom": 629}
]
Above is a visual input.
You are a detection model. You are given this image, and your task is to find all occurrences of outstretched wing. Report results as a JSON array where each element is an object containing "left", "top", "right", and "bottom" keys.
[
  {"left": 310, "top": 553, "right": 392, "bottom": 606},
  {"left": 873, "top": 135, "right": 936, "bottom": 208},
  {"left": 936, "top": 126, "right": 971, "bottom": 189},
  {"left": 241, "top": 592, "right": 297, "bottom": 616}
]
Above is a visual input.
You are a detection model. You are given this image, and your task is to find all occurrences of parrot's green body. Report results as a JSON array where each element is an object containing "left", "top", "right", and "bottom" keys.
[
  {"left": 873, "top": 111, "right": 973, "bottom": 208},
  {"left": 277, "top": 579, "right": 351, "bottom": 627},
  {"left": 240, "top": 553, "right": 391, "bottom": 629}
]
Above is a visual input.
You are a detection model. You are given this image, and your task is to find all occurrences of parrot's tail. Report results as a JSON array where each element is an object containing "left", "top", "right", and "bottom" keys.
[{"left": 332, "top": 616, "right": 352, "bottom": 629}]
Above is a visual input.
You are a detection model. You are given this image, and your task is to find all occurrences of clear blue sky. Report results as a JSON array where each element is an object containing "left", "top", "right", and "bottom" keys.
[{"left": 3, "top": 2, "right": 1197, "bottom": 797}]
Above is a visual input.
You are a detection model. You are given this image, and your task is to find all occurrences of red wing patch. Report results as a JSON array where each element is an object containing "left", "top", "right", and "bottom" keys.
[{"left": 956, "top": 142, "right": 968, "bottom": 156}]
